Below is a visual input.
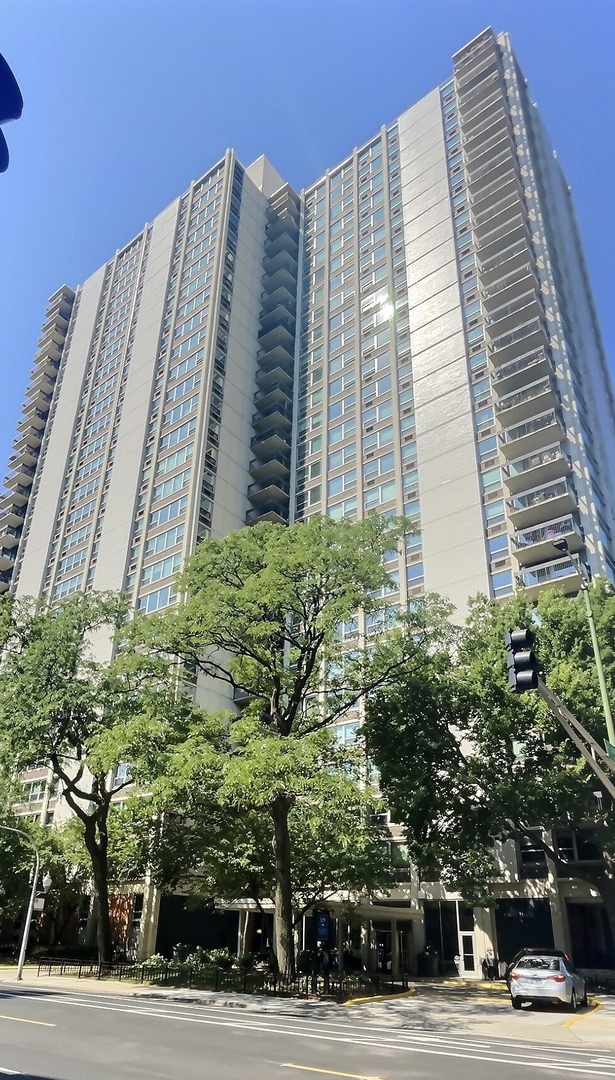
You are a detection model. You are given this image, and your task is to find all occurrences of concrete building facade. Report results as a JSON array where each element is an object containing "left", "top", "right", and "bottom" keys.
[{"left": 2, "top": 28, "right": 615, "bottom": 974}]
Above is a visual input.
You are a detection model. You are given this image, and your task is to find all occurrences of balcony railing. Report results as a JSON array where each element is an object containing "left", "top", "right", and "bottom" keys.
[
  {"left": 503, "top": 445, "right": 569, "bottom": 480},
  {"left": 499, "top": 410, "right": 562, "bottom": 449},
  {"left": 507, "top": 479, "right": 574, "bottom": 515},
  {"left": 513, "top": 515, "right": 581, "bottom": 550},
  {"left": 518, "top": 557, "right": 578, "bottom": 590},
  {"left": 496, "top": 378, "right": 557, "bottom": 415}
]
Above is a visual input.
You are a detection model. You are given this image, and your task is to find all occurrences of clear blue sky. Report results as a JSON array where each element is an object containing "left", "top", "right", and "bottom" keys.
[{"left": 1, "top": 0, "right": 614, "bottom": 481}]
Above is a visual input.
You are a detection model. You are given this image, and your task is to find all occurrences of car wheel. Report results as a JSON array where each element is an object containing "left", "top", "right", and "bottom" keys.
[
  {"left": 569, "top": 989, "right": 577, "bottom": 1013},
  {"left": 511, "top": 996, "right": 522, "bottom": 1010},
  {"left": 581, "top": 987, "right": 588, "bottom": 1008}
]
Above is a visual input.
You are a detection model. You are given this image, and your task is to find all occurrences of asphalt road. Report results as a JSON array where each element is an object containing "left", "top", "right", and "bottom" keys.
[{"left": 0, "top": 987, "right": 614, "bottom": 1080}]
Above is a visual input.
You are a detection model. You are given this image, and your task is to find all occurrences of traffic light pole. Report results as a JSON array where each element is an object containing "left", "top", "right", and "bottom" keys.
[
  {"left": 579, "top": 582, "right": 615, "bottom": 749},
  {"left": 536, "top": 677, "right": 615, "bottom": 801}
]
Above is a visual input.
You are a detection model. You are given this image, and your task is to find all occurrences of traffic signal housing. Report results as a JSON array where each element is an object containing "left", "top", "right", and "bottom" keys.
[
  {"left": 504, "top": 627, "right": 538, "bottom": 693},
  {"left": 0, "top": 53, "right": 23, "bottom": 173}
]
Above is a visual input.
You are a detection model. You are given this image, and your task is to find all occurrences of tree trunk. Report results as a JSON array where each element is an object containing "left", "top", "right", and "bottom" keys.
[
  {"left": 83, "top": 822, "right": 113, "bottom": 964},
  {"left": 271, "top": 796, "right": 294, "bottom": 977}
]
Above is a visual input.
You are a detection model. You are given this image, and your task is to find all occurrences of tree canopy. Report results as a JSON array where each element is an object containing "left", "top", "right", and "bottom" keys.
[
  {"left": 133, "top": 515, "right": 427, "bottom": 973},
  {"left": 365, "top": 582, "right": 615, "bottom": 920}
]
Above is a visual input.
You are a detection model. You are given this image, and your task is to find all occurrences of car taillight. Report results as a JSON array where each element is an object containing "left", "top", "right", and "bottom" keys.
[
  {"left": 510, "top": 972, "right": 521, "bottom": 980},
  {"left": 549, "top": 974, "right": 566, "bottom": 982}
]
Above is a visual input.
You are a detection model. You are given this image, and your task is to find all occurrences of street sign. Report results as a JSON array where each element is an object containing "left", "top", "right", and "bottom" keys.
[
  {"left": 604, "top": 740, "right": 615, "bottom": 763},
  {"left": 33, "top": 897, "right": 45, "bottom": 911},
  {"left": 315, "top": 911, "right": 329, "bottom": 941}
]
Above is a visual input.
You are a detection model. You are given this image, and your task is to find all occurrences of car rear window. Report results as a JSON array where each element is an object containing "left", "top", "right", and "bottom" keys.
[{"left": 516, "top": 957, "right": 560, "bottom": 970}]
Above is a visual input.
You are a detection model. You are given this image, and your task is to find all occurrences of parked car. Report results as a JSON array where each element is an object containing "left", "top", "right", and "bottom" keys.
[
  {"left": 505, "top": 947, "right": 568, "bottom": 987},
  {"left": 509, "top": 953, "right": 587, "bottom": 1011}
]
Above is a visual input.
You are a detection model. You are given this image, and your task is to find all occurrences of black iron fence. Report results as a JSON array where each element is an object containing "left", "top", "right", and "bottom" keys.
[{"left": 36, "top": 956, "right": 409, "bottom": 1001}]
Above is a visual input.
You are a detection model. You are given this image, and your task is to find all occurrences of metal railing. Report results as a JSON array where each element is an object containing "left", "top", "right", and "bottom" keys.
[{"left": 36, "top": 957, "right": 408, "bottom": 1001}]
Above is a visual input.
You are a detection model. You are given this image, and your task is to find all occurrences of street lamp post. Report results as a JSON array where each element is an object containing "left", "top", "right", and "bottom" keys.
[
  {"left": 552, "top": 539, "right": 615, "bottom": 752},
  {"left": 0, "top": 824, "right": 43, "bottom": 980}
]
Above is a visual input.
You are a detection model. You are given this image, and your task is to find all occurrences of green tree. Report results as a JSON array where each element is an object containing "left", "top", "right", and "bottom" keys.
[
  {"left": 0, "top": 592, "right": 194, "bottom": 962},
  {"left": 136, "top": 731, "right": 390, "bottom": 945},
  {"left": 365, "top": 583, "right": 615, "bottom": 935},
  {"left": 134, "top": 515, "right": 426, "bottom": 974}
]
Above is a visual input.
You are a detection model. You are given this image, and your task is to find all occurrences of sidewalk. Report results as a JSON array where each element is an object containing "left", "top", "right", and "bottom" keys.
[
  {"left": 2, "top": 966, "right": 615, "bottom": 1048},
  {"left": 0, "top": 965, "right": 508, "bottom": 1005}
]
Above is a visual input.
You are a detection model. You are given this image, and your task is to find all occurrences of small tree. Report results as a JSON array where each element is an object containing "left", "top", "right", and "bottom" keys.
[
  {"left": 0, "top": 592, "right": 192, "bottom": 962},
  {"left": 134, "top": 515, "right": 429, "bottom": 974}
]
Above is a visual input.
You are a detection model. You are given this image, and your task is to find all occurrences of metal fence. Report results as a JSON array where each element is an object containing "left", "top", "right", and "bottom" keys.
[{"left": 36, "top": 956, "right": 408, "bottom": 1001}]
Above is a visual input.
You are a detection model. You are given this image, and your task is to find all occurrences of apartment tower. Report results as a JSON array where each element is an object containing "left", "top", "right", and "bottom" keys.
[{"left": 1, "top": 26, "right": 614, "bottom": 967}]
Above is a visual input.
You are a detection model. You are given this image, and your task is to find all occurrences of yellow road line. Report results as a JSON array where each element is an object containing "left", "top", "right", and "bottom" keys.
[
  {"left": 344, "top": 988, "right": 415, "bottom": 1006},
  {"left": 562, "top": 997, "right": 602, "bottom": 1028},
  {"left": 281, "top": 1066, "right": 385, "bottom": 1080},
  {"left": 0, "top": 1012, "right": 55, "bottom": 1027}
]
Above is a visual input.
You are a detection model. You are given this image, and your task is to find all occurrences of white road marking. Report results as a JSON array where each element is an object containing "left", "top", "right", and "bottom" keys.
[{"left": 14, "top": 994, "right": 615, "bottom": 1076}]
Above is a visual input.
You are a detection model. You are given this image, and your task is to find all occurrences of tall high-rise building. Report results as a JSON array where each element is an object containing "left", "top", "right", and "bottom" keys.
[{"left": 2, "top": 27, "right": 615, "bottom": 968}]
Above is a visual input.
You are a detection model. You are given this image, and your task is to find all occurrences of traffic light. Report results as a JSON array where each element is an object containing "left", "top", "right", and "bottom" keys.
[
  {"left": 0, "top": 53, "right": 23, "bottom": 173},
  {"left": 504, "top": 627, "right": 538, "bottom": 693}
]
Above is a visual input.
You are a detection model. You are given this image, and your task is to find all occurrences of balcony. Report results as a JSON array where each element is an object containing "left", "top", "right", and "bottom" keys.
[
  {"left": 473, "top": 193, "right": 521, "bottom": 246},
  {"left": 250, "top": 427, "right": 291, "bottom": 457},
  {"left": 256, "top": 343, "right": 295, "bottom": 377},
  {"left": 0, "top": 502, "right": 26, "bottom": 525},
  {"left": 478, "top": 216, "right": 532, "bottom": 269},
  {"left": 486, "top": 292, "right": 544, "bottom": 342},
  {"left": 0, "top": 570, "right": 12, "bottom": 594},
  {"left": 499, "top": 409, "right": 566, "bottom": 459},
  {"left": 254, "top": 382, "right": 293, "bottom": 409},
  {"left": 4, "top": 460, "right": 36, "bottom": 489},
  {"left": 262, "top": 265, "right": 298, "bottom": 297},
  {"left": 8, "top": 443, "right": 39, "bottom": 471},
  {"left": 491, "top": 347, "right": 554, "bottom": 396},
  {"left": 265, "top": 215, "right": 299, "bottom": 245},
  {"left": 264, "top": 230, "right": 299, "bottom": 263},
  {"left": 255, "top": 363, "right": 294, "bottom": 393},
  {"left": 0, "top": 521, "right": 21, "bottom": 547},
  {"left": 251, "top": 401, "right": 293, "bottom": 431},
  {"left": 496, "top": 377, "right": 560, "bottom": 428},
  {"left": 4, "top": 482, "right": 32, "bottom": 506},
  {"left": 12, "top": 429, "right": 42, "bottom": 453},
  {"left": 471, "top": 169, "right": 522, "bottom": 218},
  {"left": 512, "top": 515, "right": 584, "bottom": 567},
  {"left": 245, "top": 501, "right": 288, "bottom": 526},
  {"left": 249, "top": 454, "right": 290, "bottom": 482},
  {"left": 262, "top": 247, "right": 298, "bottom": 279},
  {"left": 17, "top": 408, "right": 48, "bottom": 432},
  {"left": 503, "top": 444, "right": 571, "bottom": 495},
  {"left": 480, "top": 238, "right": 532, "bottom": 289},
  {"left": 0, "top": 547, "right": 16, "bottom": 571},
  {"left": 517, "top": 556, "right": 579, "bottom": 598},
  {"left": 467, "top": 145, "right": 515, "bottom": 189},
  {"left": 258, "top": 304, "right": 296, "bottom": 337},
  {"left": 260, "top": 283, "right": 296, "bottom": 317},
  {"left": 247, "top": 478, "right": 290, "bottom": 504},
  {"left": 257, "top": 322, "right": 295, "bottom": 355},
  {"left": 489, "top": 319, "right": 550, "bottom": 369},
  {"left": 506, "top": 478, "right": 577, "bottom": 529}
]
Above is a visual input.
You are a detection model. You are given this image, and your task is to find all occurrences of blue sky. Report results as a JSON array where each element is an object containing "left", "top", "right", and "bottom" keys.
[{"left": 1, "top": 0, "right": 614, "bottom": 480}]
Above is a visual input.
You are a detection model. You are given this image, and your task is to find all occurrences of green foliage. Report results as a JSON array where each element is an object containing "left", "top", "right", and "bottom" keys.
[
  {"left": 129, "top": 516, "right": 420, "bottom": 974},
  {"left": 365, "top": 583, "right": 615, "bottom": 903},
  {"left": 0, "top": 591, "right": 192, "bottom": 961}
]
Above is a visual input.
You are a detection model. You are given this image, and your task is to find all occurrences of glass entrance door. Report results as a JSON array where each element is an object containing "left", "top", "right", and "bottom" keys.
[{"left": 459, "top": 931, "right": 476, "bottom": 974}]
